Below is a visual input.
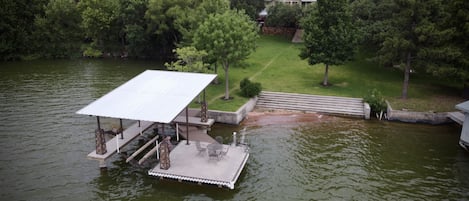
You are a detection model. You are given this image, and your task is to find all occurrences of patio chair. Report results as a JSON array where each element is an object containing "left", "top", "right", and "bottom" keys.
[
  {"left": 208, "top": 143, "right": 223, "bottom": 161},
  {"left": 195, "top": 141, "right": 206, "bottom": 156},
  {"left": 219, "top": 145, "right": 230, "bottom": 159},
  {"left": 215, "top": 136, "right": 223, "bottom": 144}
]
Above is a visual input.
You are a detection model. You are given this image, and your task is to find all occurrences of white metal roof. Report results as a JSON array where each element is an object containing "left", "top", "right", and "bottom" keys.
[
  {"left": 456, "top": 101, "right": 469, "bottom": 113},
  {"left": 76, "top": 70, "right": 217, "bottom": 123}
]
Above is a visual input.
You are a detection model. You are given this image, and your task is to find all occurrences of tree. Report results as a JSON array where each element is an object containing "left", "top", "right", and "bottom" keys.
[
  {"left": 230, "top": 0, "right": 265, "bottom": 20},
  {"left": 145, "top": 0, "right": 229, "bottom": 58},
  {"left": 165, "top": 46, "right": 210, "bottom": 73},
  {"left": 193, "top": 10, "right": 258, "bottom": 100},
  {"left": 264, "top": 3, "right": 302, "bottom": 28},
  {"left": 78, "top": 0, "right": 122, "bottom": 56},
  {"left": 426, "top": 0, "right": 469, "bottom": 92},
  {"left": 0, "top": 0, "right": 47, "bottom": 60},
  {"left": 119, "top": 0, "right": 149, "bottom": 57},
  {"left": 350, "top": 0, "right": 395, "bottom": 47},
  {"left": 300, "top": 0, "right": 359, "bottom": 86},
  {"left": 375, "top": 0, "right": 446, "bottom": 99},
  {"left": 34, "top": 0, "right": 83, "bottom": 58}
]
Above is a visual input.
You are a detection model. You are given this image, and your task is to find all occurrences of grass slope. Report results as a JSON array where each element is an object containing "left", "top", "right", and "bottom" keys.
[{"left": 203, "top": 35, "right": 464, "bottom": 112}]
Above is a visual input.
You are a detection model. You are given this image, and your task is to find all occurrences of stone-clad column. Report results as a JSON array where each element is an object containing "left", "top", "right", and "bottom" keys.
[
  {"left": 95, "top": 129, "right": 107, "bottom": 155},
  {"left": 201, "top": 101, "right": 208, "bottom": 123}
]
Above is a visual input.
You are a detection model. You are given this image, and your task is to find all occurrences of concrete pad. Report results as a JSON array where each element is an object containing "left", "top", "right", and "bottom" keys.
[{"left": 148, "top": 140, "right": 249, "bottom": 189}]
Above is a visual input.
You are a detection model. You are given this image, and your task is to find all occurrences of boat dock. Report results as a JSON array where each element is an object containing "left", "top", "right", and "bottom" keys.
[
  {"left": 77, "top": 71, "right": 250, "bottom": 189},
  {"left": 87, "top": 121, "right": 154, "bottom": 161},
  {"left": 148, "top": 140, "right": 249, "bottom": 189}
]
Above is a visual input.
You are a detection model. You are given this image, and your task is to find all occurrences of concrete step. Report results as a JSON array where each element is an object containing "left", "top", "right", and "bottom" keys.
[
  {"left": 256, "top": 91, "right": 365, "bottom": 118},
  {"left": 259, "top": 91, "right": 363, "bottom": 103},
  {"left": 256, "top": 103, "right": 364, "bottom": 115},
  {"left": 257, "top": 99, "right": 363, "bottom": 107}
]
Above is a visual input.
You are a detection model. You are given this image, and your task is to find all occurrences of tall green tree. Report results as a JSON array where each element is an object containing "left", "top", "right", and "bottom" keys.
[
  {"left": 300, "top": 0, "right": 359, "bottom": 86},
  {"left": 350, "top": 0, "right": 394, "bottom": 47},
  {"left": 230, "top": 0, "right": 264, "bottom": 20},
  {"left": 375, "top": 0, "right": 446, "bottom": 99},
  {"left": 0, "top": 0, "right": 47, "bottom": 60},
  {"left": 426, "top": 0, "right": 469, "bottom": 89},
  {"left": 193, "top": 10, "right": 258, "bottom": 100},
  {"left": 34, "top": 0, "right": 83, "bottom": 58},
  {"left": 119, "top": 0, "right": 149, "bottom": 57},
  {"left": 78, "top": 0, "right": 122, "bottom": 56},
  {"left": 145, "top": 0, "right": 194, "bottom": 57},
  {"left": 264, "top": 3, "right": 302, "bottom": 28},
  {"left": 145, "top": 0, "right": 229, "bottom": 56},
  {"left": 165, "top": 46, "right": 210, "bottom": 73}
]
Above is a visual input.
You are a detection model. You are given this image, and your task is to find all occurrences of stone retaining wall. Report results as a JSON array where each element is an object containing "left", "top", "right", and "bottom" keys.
[
  {"left": 207, "top": 97, "right": 258, "bottom": 124},
  {"left": 386, "top": 101, "right": 453, "bottom": 125},
  {"left": 187, "top": 97, "right": 258, "bottom": 125}
]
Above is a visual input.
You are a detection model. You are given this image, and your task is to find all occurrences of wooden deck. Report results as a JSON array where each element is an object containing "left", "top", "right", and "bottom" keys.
[
  {"left": 148, "top": 140, "right": 249, "bottom": 189},
  {"left": 87, "top": 121, "right": 154, "bottom": 161},
  {"left": 178, "top": 126, "right": 217, "bottom": 143}
]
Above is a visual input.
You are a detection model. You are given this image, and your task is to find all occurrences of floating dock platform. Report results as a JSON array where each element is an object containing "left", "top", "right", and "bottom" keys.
[
  {"left": 148, "top": 140, "right": 249, "bottom": 189},
  {"left": 87, "top": 121, "right": 154, "bottom": 161}
]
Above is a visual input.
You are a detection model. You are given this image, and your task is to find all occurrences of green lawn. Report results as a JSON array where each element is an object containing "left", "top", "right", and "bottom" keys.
[{"left": 202, "top": 35, "right": 464, "bottom": 112}]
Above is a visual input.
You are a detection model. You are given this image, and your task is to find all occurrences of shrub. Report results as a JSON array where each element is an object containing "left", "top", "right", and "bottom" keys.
[
  {"left": 264, "top": 4, "right": 302, "bottom": 28},
  {"left": 240, "top": 78, "right": 262, "bottom": 98},
  {"left": 364, "top": 89, "right": 387, "bottom": 113}
]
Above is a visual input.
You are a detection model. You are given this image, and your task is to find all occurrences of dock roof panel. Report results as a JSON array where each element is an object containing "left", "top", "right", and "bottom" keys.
[
  {"left": 456, "top": 101, "right": 469, "bottom": 113},
  {"left": 76, "top": 70, "right": 216, "bottom": 123}
]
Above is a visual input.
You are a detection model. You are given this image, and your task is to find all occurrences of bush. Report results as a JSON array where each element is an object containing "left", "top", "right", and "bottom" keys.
[
  {"left": 264, "top": 4, "right": 302, "bottom": 28},
  {"left": 364, "top": 89, "right": 386, "bottom": 113},
  {"left": 240, "top": 78, "right": 262, "bottom": 98}
]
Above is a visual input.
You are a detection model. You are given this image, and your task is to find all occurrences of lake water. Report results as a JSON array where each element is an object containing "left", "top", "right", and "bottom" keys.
[{"left": 1, "top": 60, "right": 469, "bottom": 200}]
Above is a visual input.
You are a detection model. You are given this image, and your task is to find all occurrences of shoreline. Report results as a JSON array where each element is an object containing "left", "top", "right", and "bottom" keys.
[{"left": 240, "top": 109, "right": 338, "bottom": 127}]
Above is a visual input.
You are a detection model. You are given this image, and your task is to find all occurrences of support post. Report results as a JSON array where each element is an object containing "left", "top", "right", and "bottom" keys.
[
  {"left": 116, "top": 135, "right": 120, "bottom": 153},
  {"left": 95, "top": 116, "right": 107, "bottom": 155},
  {"left": 201, "top": 90, "right": 208, "bottom": 123},
  {"left": 232, "top": 132, "right": 237, "bottom": 147},
  {"left": 176, "top": 123, "right": 180, "bottom": 141},
  {"left": 99, "top": 160, "right": 107, "bottom": 169},
  {"left": 139, "top": 120, "right": 142, "bottom": 135},
  {"left": 119, "top": 119, "right": 124, "bottom": 139},
  {"left": 186, "top": 107, "right": 189, "bottom": 145},
  {"left": 156, "top": 140, "right": 160, "bottom": 160}
]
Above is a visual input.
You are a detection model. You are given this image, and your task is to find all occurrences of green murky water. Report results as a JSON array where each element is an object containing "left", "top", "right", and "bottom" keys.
[{"left": 1, "top": 60, "right": 468, "bottom": 200}]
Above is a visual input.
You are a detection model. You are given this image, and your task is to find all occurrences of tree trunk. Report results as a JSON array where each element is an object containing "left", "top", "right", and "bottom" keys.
[
  {"left": 323, "top": 63, "right": 329, "bottom": 86},
  {"left": 402, "top": 52, "right": 411, "bottom": 99},
  {"left": 224, "top": 63, "right": 230, "bottom": 100}
]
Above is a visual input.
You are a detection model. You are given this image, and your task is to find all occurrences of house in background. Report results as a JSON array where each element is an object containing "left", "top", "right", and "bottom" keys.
[{"left": 264, "top": 0, "right": 316, "bottom": 7}]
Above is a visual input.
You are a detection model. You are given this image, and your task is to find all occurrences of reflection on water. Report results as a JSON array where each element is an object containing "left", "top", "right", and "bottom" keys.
[{"left": 1, "top": 60, "right": 469, "bottom": 200}]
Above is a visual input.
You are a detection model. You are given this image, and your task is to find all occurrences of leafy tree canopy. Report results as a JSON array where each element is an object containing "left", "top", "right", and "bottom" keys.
[
  {"left": 300, "top": 0, "right": 359, "bottom": 86},
  {"left": 230, "top": 0, "right": 264, "bottom": 20},
  {"left": 165, "top": 46, "right": 210, "bottom": 73},
  {"left": 265, "top": 3, "right": 302, "bottom": 28},
  {"left": 193, "top": 9, "right": 258, "bottom": 99}
]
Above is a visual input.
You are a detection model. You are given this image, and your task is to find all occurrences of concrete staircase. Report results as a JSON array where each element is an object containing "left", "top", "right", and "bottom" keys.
[{"left": 256, "top": 91, "right": 365, "bottom": 118}]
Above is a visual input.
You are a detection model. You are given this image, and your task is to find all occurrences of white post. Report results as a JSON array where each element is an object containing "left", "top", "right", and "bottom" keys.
[
  {"left": 240, "top": 131, "right": 246, "bottom": 145},
  {"left": 139, "top": 120, "right": 142, "bottom": 135},
  {"left": 176, "top": 123, "right": 179, "bottom": 141},
  {"left": 156, "top": 141, "right": 160, "bottom": 160},
  {"left": 232, "top": 132, "right": 237, "bottom": 147},
  {"left": 116, "top": 136, "right": 120, "bottom": 153}
]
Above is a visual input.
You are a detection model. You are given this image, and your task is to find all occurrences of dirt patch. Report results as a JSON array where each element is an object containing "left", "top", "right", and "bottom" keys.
[{"left": 240, "top": 109, "right": 335, "bottom": 127}]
